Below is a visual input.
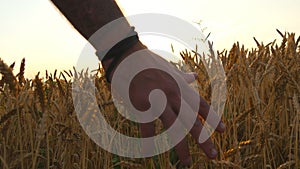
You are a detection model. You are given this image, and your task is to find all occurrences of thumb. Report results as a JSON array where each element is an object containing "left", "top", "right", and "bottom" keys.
[{"left": 182, "top": 72, "right": 197, "bottom": 84}]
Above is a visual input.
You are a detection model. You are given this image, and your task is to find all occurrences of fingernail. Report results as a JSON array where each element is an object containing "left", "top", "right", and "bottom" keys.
[
  {"left": 192, "top": 72, "right": 198, "bottom": 79},
  {"left": 219, "top": 122, "right": 226, "bottom": 130},
  {"left": 210, "top": 148, "right": 218, "bottom": 158},
  {"left": 180, "top": 157, "right": 192, "bottom": 167}
]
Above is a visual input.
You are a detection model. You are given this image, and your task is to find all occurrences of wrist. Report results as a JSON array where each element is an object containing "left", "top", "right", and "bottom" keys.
[
  {"left": 101, "top": 41, "right": 146, "bottom": 68},
  {"left": 101, "top": 40, "right": 147, "bottom": 82},
  {"left": 94, "top": 25, "right": 145, "bottom": 82}
]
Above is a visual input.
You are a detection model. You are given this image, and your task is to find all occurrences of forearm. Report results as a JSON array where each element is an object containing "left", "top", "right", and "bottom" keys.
[
  {"left": 50, "top": 0, "right": 126, "bottom": 40},
  {"left": 51, "top": 0, "right": 146, "bottom": 81}
]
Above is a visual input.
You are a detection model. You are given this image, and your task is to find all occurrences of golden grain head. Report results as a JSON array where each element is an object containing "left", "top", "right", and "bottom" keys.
[{"left": 0, "top": 32, "right": 299, "bottom": 169}]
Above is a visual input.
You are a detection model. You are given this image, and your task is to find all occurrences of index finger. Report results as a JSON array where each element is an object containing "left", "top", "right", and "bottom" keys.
[{"left": 181, "top": 81, "right": 226, "bottom": 134}]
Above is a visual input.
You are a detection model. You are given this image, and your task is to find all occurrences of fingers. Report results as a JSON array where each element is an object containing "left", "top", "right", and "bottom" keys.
[
  {"left": 159, "top": 106, "right": 192, "bottom": 167},
  {"left": 165, "top": 71, "right": 224, "bottom": 160},
  {"left": 140, "top": 122, "right": 156, "bottom": 138},
  {"left": 199, "top": 97, "right": 226, "bottom": 133},
  {"left": 171, "top": 65, "right": 226, "bottom": 133},
  {"left": 181, "top": 82, "right": 226, "bottom": 133},
  {"left": 140, "top": 122, "right": 156, "bottom": 155},
  {"left": 173, "top": 96, "right": 219, "bottom": 159},
  {"left": 174, "top": 69, "right": 225, "bottom": 133},
  {"left": 189, "top": 119, "right": 218, "bottom": 159},
  {"left": 174, "top": 139, "right": 192, "bottom": 167}
]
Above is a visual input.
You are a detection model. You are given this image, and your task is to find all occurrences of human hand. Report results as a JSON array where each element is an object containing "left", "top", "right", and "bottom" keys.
[{"left": 102, "top": 42, "right": 226, "bottom": 167}]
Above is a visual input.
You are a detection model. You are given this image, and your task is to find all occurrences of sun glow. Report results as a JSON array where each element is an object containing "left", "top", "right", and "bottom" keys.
[{"left": 0, "top": 0, "right": 299, "bottom": 77}]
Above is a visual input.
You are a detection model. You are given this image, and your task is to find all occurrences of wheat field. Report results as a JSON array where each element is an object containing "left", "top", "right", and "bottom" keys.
[{"left": 0, "top": 31, "right": 299, "bottom": 169}]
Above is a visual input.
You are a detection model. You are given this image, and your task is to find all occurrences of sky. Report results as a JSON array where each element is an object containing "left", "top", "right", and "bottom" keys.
[{"left": 0, "top": 0, "right": 299, "bottom": 78}]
